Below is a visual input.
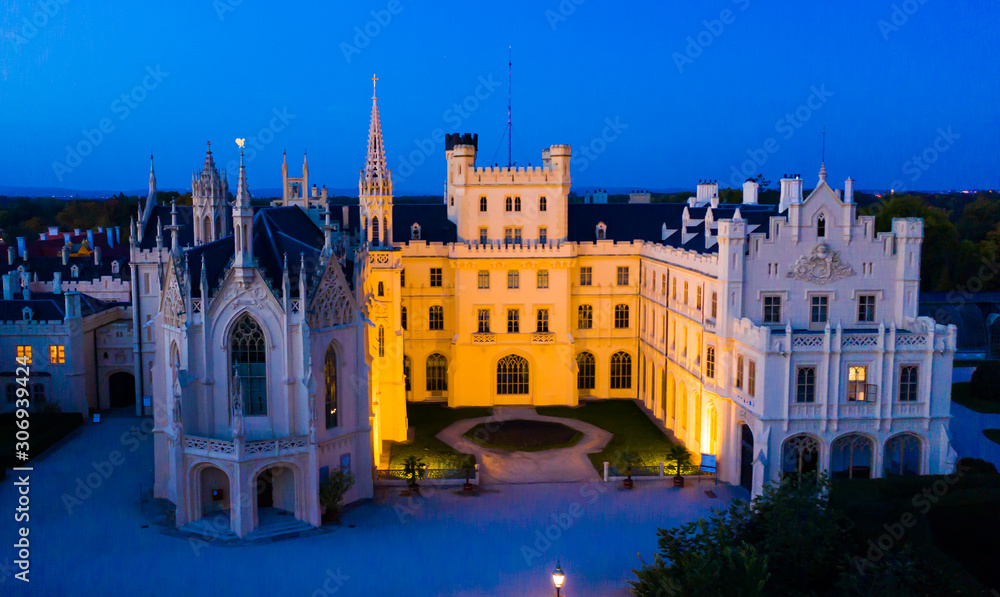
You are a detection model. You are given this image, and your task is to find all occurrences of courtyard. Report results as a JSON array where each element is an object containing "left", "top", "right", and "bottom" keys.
[{"left": 0, "top": 414, "right": 746, "bottom": 596}]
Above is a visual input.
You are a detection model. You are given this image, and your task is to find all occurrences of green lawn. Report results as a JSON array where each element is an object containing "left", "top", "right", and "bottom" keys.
[
  {"left": 536, "top": 400, "right": 689, "bottom": 473},
  {"left": 831, "top": 474, "right": 1000, "bottom": 593},
  {"left": 985, "top": 429, "right": 1000, "bottom": 446},
  {"left": 951, "top": 382, "right": 1000, "bottom": 414},
  {"left": 387, "top": 403, "right": 492, "bottom": 469}
]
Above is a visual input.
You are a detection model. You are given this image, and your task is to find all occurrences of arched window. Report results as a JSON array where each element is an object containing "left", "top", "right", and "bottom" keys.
[
  {"left": 372, "top": 216, "right": 380, "bottom": 245},
  {"left": 403, "top": 355, "right": 411, "bottom": 392},
  {"left": 505, "top": 197, "right": 512, "bottom": 212},
  {"left": 514, "top": 197, "right": 521, "bottom": 211},
  {"left": 614, "top": 304, "right": 629, "bottom": 329},
  {"left": 111, "top": 260, "right": 120, "bottom": 274},
  {"left": 539, "top": 196, "right": 547, "bottom": 212},
  {"left": 401, "top": 306, "right": 407, "bottom": 330},
  {"left": 480, "top": 196, "right": 488, "bottom": 212},
  {"left": 497, "top": 354, "right": 529, "bottom": 394},
  {"left": 610, "top": 352, "right": 632, "bottom": 389},
  {"left": 230, "top": 314, "right": 267, "bottom": 416},
  {"left": 781, "top": 434, "right": 821, "bottom": 479},
  {"left": 377, "top": 281, "right": 384, "bottom": 297},
  {"left": 831, "top": 434, "right": 873, "bottom": 479},
  {"left": 426, "top": 353, "right": 447, "bottom": 392},
  {"left": 215, "top": 216, "right": 223, "bottom": 239},
  {"left": 578, "top": 305, "right": 593, "bottom": 329},
  {"left": 377, "top": 326, "right": 385, "bottom": 357},
  {"left": 596, "top": 222, "right": 607, "bottom": 240},
  {"left": 325, "top": 344, "right": 338, "bottom": 428},
  {"left": 817, "top": 214, "right": 826, "bottom": 238},
  {"left": 411, "top": 224, "right": 421, "bottom": 240},
  {"left": 577, "top": 352, "right": 595, "bottom": 390},
  {"left": 203, "top": 216, "right": 212, "bottom": 243},
  {"left": 884, "top": 433, "right": 921, "bottom": 476}
]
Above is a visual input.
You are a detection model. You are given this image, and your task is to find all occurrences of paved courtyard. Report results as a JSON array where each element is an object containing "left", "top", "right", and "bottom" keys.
[{"left": 0, "top": 415, "right": 747, "bottom": 597}]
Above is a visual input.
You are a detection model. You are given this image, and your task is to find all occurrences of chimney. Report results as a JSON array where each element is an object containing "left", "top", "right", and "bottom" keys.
[
  {"left": 312, "top": 184, "right": 318, "bottom": 198},
  {"left": 39, "top": 233, "right": 47, "bottom": 241},
  {"left": 742, "top": 180, "right": 759, "bottom": 205},
  {"left": 2, "top": 274, "right": 12, "bottom": 300},
  {"left": 63, "top": 233, "right": 71, "bottom": 244},
  {"left": 94, "top": 246, "right": 102, "bottom": 265},
  {"left": 844, "top": 178, "right": 854, "bottom": 204},
  {"left": 87, "top": 230, "right": 94, "bottom": 247},
  {"left": 7, "top": 246, "right": 13, "bottom": 266},
  {"left": 61, "top": 247, "right": 69, "bottom": 265},
  {"left": 22, "top": 248, "right": 27, "bottom": 261},
  {"left": 48, "top": 226, "right": 59, "bottom": 236},
  {"left": 64, "top": 292, "right": 82, "bottom": 319},
  {"left": 106, "top": 227, "right": 114, "bottom": 249},
  {"left": 22, "top": 282, "right": 30, "bottom": 300},
  {"left": 16, "top": 237, "right": 25, "bottom": 259},
  {"left": 779, "top": 175, "right": 803, "bottom": 212},
  {"left": 53, "top": 272, "right": 62, "bottom": 295},
  {"left": 74, "top": 228, "right": 81, "bottom": 236},
  {"left": 342, "top": 205, "right": 349, "bottom": 229}
]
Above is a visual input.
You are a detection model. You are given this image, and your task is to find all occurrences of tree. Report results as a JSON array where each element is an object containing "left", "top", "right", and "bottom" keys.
[
  {"left": 318, "top": 469, "right": 355, "bottom": 522},
  {"left": 751, "top": 173, "right": 771, "bottom": 190}
]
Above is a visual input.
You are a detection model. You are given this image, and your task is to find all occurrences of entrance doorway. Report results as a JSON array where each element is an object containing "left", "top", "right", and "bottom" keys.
[
  {"left": 740, "top": 424, "right": 754, "bottom": 491},
  {"left": 109, "top": 372, "right": 136, "bottom": 408}
]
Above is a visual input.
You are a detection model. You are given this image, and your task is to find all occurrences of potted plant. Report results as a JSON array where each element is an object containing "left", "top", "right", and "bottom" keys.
[
  {"left": 617, "top": 449, "right": 640, "bottom": 490},
  {"left": 403, "top": 455, "right": 426, "bottom": 495},
  {"left": 667, "top": 444, "right": 691, "bottom": 488},
  {"left": 458, "top": 454, "right": 477, "bottom": 494},
  {"left": 319, "top": 469, "right": 355, "bottom": 523}
]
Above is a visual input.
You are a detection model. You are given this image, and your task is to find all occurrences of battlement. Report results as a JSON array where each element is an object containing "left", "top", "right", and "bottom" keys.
[
  {"left": 445, "top": 133, "right": 479, "bottom": 151},
  {"left": 449, "top": 241, "right": 574, "bottom": 259}
]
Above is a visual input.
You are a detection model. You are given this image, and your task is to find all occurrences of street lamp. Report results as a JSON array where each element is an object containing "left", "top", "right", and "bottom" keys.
[{"left": 552, "top": 561, "right": 565, "bottom": 596}]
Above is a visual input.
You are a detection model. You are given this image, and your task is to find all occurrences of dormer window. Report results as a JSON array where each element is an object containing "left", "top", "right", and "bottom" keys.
[
  {"left": 596, "top": 222, "right": 607, "bottom": 240},
  {"left": 22, "top": 307, "right": 33, "bottom": 322},
  {"left": 111, "top": 260, "right": 120, "bottom": 274},
  {"left": 71, "top": 265, "right": 80, "bottom": 279},
  {"left": 410, "top": 223, "right": 421, "bottom": 240},
  {"left": 817, "top": 214, "right": 826, "bottom": 238}
]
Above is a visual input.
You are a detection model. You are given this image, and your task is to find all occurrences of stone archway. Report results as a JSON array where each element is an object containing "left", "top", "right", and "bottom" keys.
[
  {"left": 831, "top": 434, "right": 874, "bottom": 479},
  {"left": 253, "top": 464, "right": 299, "bottom": 528},
  {"left": 109, "top": 371, "right": 135, "bottom": 408}
]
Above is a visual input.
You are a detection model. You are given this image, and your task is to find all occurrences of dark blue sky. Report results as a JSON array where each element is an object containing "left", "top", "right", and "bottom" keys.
[{"left": 2, "top": 0, "right": 997, "bottom": 194}]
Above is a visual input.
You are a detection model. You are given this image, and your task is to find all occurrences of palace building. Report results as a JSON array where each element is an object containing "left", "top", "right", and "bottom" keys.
[{"left": 139, "top": 83, "right": 956, "bottom": 537}]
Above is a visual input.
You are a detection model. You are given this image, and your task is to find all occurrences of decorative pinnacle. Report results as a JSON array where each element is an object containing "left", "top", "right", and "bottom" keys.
[{"left": 372, "top": 73, "right": 378, "bottom": 100}]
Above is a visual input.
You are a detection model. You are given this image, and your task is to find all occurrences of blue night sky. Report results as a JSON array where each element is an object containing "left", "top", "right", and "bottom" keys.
[{"left": 1, "top": 0, "right": 997, "bottom": 194}]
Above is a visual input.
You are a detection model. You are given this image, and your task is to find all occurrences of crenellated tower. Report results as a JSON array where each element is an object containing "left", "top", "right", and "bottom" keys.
[{"left": 192, "top": 142, "right": 230, "bottom": 246}]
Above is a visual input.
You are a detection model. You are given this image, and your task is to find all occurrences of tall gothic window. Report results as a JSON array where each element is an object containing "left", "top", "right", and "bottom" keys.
[
  {"left": 231, "top": 314, "right": 267, "bottom": 416},
  {"left": 577, "top": 352, "right": 595, "bottom": 390},
  {"left": 372, "top": 216, "right": 380, "bottom": 245},
  {"left": 426, "top": 353, "right": 447, "bottom": 391},
  {"left": 578, "top": 305, "right": 593, "bottom": 329},
  {"left": 377, "top": 326, "right": 385, "bottom": 357},
  {"left": 325, "top": 344, "right": 338, "bottom": 428},
  {"left": 610, "top": 351, "right": 632, "bottom": 389},
  {"left": 497, "top": 355, "right": 529, "bottom": 394}
]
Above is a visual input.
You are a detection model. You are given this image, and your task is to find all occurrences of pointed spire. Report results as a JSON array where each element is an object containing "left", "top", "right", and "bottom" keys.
[
  {"left": 200, "top": 253, "right": 208, "bottom": 297},
  {"left": 235, "top": 149, "right": 250, "bottom": 206},
  {"left": 361, "top": 74, "right": 391, "bottom": 197},
  {"left": 819, "top": 162, "right": 827, "bottom": 182},
  {"left": 167, "top": 200, "right": 180, "bottom": 254},
  {"left": 204, "top": 141, "right": 215, "bottom": 172}
]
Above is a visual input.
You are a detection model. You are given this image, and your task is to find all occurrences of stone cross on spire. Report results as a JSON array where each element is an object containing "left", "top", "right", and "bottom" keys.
[
  {"left": 361, "top": 74, "right": 391, "bottom": 196},
  {"left": 372, "top": 73, "right": 378, "bottom": 99}
]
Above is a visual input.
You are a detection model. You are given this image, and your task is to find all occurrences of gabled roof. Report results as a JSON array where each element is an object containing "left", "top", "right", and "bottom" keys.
[{"left": 0, "top": 292, "right": 118, "bottom": 322}]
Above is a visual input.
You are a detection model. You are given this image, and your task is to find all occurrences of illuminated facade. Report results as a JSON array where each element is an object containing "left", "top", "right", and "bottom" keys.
[{"left": 141, "top": 85, "right": 956, "bottom": 536}]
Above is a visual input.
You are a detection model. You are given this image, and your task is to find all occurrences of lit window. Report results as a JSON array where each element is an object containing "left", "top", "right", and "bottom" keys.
[
  {"left": 671, "top": 278, "right": 677, "bottom": 300},
  {"left": 735, "top": 354, "right": 744, "bottom": 390},
  {"left": 610, "top": 352, "right": 632, "bottom": 389},
  {"left": 537, "top": 269, "right": 549, "bottom": 289},
  {"left": 16, "top": 346, "right": 31, "bottom": 365},
  {"left": 49, "top": 345, "right": 65, "bottom": 364},
  {"left": 705, "top": 346, "right": 715, "bottom": 379},
  {"left": 847, "top": 366, "right": 869, "bottom": 402},
  {"left": 696, "top": 286, "right": 703, "bottom": 310},
  {"left": 748, "top": 360, "right": 756, "bottom": 396}
]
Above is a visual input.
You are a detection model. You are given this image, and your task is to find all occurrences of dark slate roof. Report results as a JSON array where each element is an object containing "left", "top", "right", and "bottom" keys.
[
  {"left": 393, "top": 204, "right": 457, "bottom": 243},
  {"left": 186, "top": 206, "right": 325, "bottom": 298},
  {"left": 137, "top": 205, "right": 195, "bottom": 250},
  {"left": 0, "top": 255, "right": 130, "bottom": 282},
  {"left": 0, "top": 291, "right": 119, "bottom": 322}
]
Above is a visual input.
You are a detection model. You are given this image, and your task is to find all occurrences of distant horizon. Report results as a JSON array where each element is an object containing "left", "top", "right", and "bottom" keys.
[{"left": 2, "top": 2, "right": 997, "bottom": 195}]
